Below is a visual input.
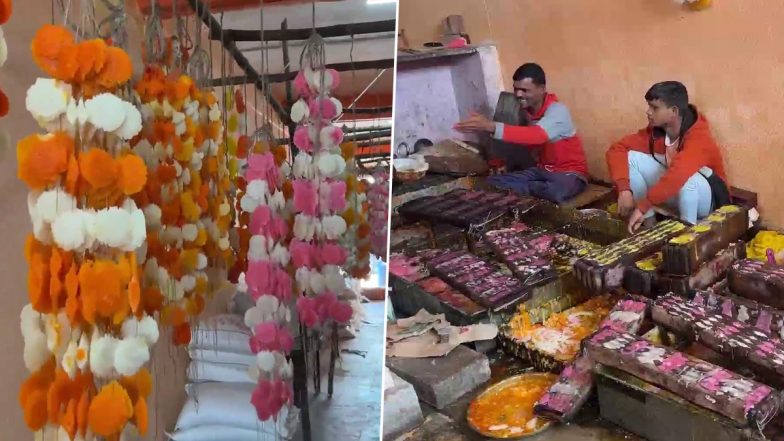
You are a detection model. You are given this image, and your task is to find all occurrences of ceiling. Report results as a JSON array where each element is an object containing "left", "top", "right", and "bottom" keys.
[{"left": 216, "top": 0, "right": 396, "bottom": 105}]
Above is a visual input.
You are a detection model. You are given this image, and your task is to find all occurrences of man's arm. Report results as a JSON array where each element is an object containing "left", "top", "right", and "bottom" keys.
[
  {"left": 493, "top": 102, "right": 575, "bottom": 146},
  {"left": 606, "top": 129, "right": 650, "bottom": 192}
]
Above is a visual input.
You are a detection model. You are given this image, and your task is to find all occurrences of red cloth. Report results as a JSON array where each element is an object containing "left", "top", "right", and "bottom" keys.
[
  {"left": 499, "top": 94, "right": 589, "bottom": 176},
  {"left": 606, "top": 111, "right": 728, "bottom": 213}
]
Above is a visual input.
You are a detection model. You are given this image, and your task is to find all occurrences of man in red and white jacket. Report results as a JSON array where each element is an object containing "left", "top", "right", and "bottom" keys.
[{"left": 454, "top": 63, "right": 589, "bottom": 203}]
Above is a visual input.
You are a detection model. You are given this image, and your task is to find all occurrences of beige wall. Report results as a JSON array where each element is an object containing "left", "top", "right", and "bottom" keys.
[{"left": 399, "top": 0, "right": 784, "bottom": 228}]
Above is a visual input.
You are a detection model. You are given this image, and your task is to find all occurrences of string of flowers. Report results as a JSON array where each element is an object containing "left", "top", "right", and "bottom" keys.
[
  {"left": 131, "top": 64, "right": 230, "bottom": 346},
  {"left": 234, "top": 127, "right": 294, "bottom": 421},
  {"left": 0, "top": 0, "right": 10, "bottom": 118},
  {"left": 339, "top": 149, "right": 372, "bottom": 279},
  {"left": 20, "top": 24, "right": 154, "bottom": 439},
  {"left": 289, "top": 64, "right": 355, "bottom": 331},
  {"left": 368, "top": 169, "right": 389, "bottom": 262}
]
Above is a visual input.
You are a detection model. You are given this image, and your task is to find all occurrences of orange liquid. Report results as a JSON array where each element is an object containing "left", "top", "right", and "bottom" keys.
[{"left": 467, "top": 374, "right": 557, "bottom": 437}]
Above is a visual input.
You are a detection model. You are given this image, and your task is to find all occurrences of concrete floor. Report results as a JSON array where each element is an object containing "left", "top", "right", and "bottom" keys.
[{"left": 295, "top": 300, "right": 385, "bottom": 441}]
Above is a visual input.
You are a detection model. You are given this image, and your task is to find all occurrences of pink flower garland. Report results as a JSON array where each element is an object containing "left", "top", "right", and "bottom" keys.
[
  {"left": 240, "top": 149, "right": 294, "bottom": 422},
  {"left": 291, "top": 66, "right": 354, "bottom": 330}
]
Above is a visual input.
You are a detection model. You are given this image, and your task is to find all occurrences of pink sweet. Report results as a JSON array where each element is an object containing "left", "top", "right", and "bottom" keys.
[
  {"left": 659, "top": 352, "right": 689, "bottom": 373},
  {"left": 293, "top": 179, "right": 319, "bottom": 215},
  {"left": 294, "top": 125, "right": 314, "bottom": 153},
  {"left": 745, "top": 386, "right": 773, "bottom": 412}
]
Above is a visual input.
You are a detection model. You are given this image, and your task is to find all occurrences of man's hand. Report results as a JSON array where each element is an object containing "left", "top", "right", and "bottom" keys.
[
  {"left": 618, "top": 190, "right": 636, "bottom": 217},
  {"left": 628, "top": 208, "right": 645, "bottom": 234},
  {"left": 453, "top": 112, "right": 496, "bottom": 134}
]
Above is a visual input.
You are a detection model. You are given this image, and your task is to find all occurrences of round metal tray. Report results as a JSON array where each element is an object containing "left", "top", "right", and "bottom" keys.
[{"left": 467, "top": 373, "right": 556, "bottom": 439}]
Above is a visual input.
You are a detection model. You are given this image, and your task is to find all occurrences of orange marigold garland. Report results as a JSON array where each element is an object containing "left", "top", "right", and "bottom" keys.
[
  {"left": 19, "top": 24, "right": 155, "bottom": 439},
  {"left": 132, "top": 65, "right": 231, "bottom": 345}
]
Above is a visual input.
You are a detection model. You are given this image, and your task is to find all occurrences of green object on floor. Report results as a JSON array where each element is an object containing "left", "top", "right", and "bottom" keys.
[{"left": 387, "top": 294, "right": 397, "bottom": 322}]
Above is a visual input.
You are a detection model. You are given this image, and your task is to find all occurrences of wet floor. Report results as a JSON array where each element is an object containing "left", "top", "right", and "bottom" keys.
[{"left": 294, "top": 300, "right": 385, "bottom": 441}]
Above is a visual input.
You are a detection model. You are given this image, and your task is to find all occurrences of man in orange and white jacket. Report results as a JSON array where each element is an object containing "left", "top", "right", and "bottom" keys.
[{"left": 606, "top": 81, "right": 729, "bottom": 232}]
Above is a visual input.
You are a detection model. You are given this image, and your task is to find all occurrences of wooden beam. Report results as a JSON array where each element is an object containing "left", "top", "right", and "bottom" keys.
[
  {"left": 344, "top": 129, "right": 391, "bottom": 142},
  {"left": 215, "top": 19, "right": 397, "bottom": 42},
  {"left": 343, "top": 106, "right": 392, "bottom": 114},
  {"left": 186, "top": 0, "right": 290, "bottom": 123},
  {"left": 204, "top": 59, "right": 393, "bottom": 86}
]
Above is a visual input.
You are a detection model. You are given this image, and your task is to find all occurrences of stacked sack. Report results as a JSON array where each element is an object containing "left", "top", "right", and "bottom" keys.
[{"left": 168, "top": 313, "right": 300, "bottom": 441}]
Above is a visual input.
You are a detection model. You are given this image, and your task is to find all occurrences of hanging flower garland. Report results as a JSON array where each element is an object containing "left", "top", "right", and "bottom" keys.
[
  {"left": 235, "top": 130, "right": 294, "bottom": 421},
  {"left": 289, "top": 65, "right": 355, "bottom": 330},
  {"left": 368, "top": 169, "right": 389, "bottom": 262},
  {"left": 131, "top": 65, "right": 231, "bottom": 346},
  {"left": 20, "top": 24, "right": 154, "bottom": 440},
  {"left": 338, "top": 142, "right": 372, "bottom": 279},
  {"left": 0, "top": 0, "right": 11, "bottom": 117}
]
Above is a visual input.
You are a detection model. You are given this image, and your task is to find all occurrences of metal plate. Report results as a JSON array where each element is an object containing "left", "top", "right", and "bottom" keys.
[{"left": 467, "top": 373, "right": 556, "bottom": 439}]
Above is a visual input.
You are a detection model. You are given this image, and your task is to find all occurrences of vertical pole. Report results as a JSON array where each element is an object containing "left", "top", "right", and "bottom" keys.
[{"left": 281, "top": 18, "right": 299, "bottom": 156}]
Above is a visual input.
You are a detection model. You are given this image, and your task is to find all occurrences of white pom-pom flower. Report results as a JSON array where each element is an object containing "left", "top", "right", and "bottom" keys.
[
  {"left": 257, "top": 351, "right": 276, "bottom": 372},
  {"left": 85, "top": 93, "right": 126, "bottom": 132},
  {"left": 330, "top": 97, "right": 343, "bottom": 116},
  {"left": 121, "top": 315, "right": 160, "bottom": 346},
  {"left": 293, "top": 152, "right": 315, "bottom": 180},
  {"left": 143, "top": 204, "right": 162, "bottom": 229},
  {"left": 26, "top": 78, "right": 70, "bottom": 123},
  {"left": 293, "top": 214, "right": 317, "bottom": 241},
  {"left": 317, "top": 153, "right": 347, "bottom": 178},
  {"left": 23, "top": 330, "right": 50, "bottom": 372},
  {"left": 93, "top": 207, "right": 131, "bottom": 248},
  {"left": 90, "top": 334, "right": 118, "bottom": 378},
  {"left": 35, "top": 189, "right": 77, "bottom": 223},
  {"left": 116, "top": 101, "right": 143, "bottom": 140},
  {"left": 114, "top": 337, "right": 150, "bottom": 376},
  {"left": 0, "top": 27, "right": 7, "bottom": 68},
  {"left": 322, "top": 215, "right": 348, "bottom": 240},
  {"left": 291, "top": 99, "right": 310, "bottom": 123},
  {"left": 51, "top": 210, "right": 91, "bottom": 251}
]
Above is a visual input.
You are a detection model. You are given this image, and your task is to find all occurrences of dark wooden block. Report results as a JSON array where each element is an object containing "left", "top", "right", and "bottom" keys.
[
  {"left": 728, "top": 259, "right": 784, "bottom": 310},
  {"left": 662, "top": 206, "right": 748, "bottom": 276},
  {"left": 575, "top": 219, "right": 686, "bottom": 293},
  {"left": 585, "top": 328, "right": 781, "bottom": 428}
]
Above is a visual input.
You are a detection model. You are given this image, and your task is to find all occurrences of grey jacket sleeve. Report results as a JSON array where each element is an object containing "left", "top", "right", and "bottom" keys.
[{"left": 536, "top": 102, "right": 577, "bottom": 142}]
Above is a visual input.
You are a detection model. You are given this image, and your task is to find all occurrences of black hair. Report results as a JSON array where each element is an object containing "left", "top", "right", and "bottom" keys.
[
  {"left": 512, "top": 63, "right": 546, "bottom": 86},
  {"left": 645, "top": 81, "right": 689, "bottom": 116},
  {"left": 646, "top": 81, "right": 696, "bottom": 150}
]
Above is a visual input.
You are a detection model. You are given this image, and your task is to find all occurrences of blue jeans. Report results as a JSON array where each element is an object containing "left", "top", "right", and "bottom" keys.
[
  {"left": 628, "top": 150, "right": 712, "bottom": 224},
  {"left": 487, "top": 167, "right": 587, "bottom": 203}
]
